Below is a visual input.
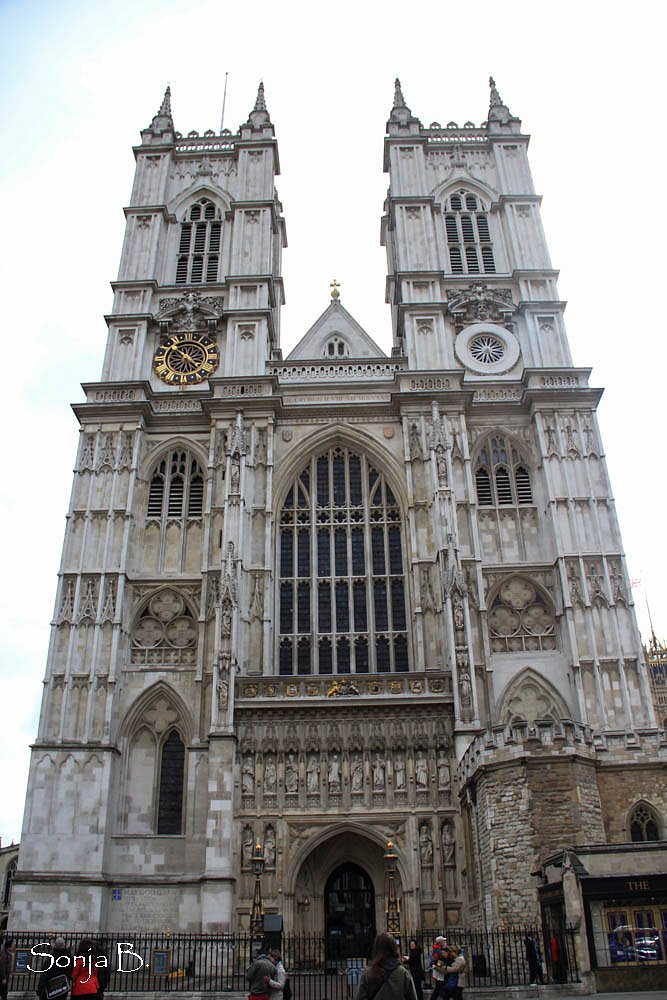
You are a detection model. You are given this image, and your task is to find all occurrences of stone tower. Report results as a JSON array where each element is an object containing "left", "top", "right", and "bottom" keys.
[{"left": 12, "top": 80, "right": 663, "bottom": 938}]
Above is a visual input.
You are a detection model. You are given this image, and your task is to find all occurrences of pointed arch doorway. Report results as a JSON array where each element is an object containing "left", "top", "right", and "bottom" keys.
[{"left": 325, "top": 862, "right": 376, "bottom": 961}]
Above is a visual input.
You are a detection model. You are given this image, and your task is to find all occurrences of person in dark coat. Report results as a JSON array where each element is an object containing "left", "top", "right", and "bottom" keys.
[
  {"left": 406, "top": 940, "right": 424, "bottom": 1000},
  {"left": 355, "top": 933, "right": 417, "bottom": 1000},
  {"left": 0, "top": 939, "right": 14, "bottom": 1000},
  {"left": 524, "top": 934, "right": 543, "bottom": 986},
  {"left": 246, "top": 948, "right": 276, "bottom": 1000},
  {"left": 37, "top": 939, "right": 71, "bottom": 1000}
]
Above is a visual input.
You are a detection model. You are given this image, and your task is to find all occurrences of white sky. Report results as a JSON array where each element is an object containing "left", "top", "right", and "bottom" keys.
[{"left": 0, "top": 0, "right": 664, "bottom": 846}]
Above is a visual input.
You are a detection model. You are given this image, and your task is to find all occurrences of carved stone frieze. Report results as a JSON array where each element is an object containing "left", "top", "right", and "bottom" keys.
[{"left": 447, "top": 284, "right": 515, "bottom": 331}]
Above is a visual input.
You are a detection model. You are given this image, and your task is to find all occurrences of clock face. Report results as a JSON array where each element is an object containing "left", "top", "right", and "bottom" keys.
[{"left": 153, "top": 333, "right": 220, "bottom": 385}]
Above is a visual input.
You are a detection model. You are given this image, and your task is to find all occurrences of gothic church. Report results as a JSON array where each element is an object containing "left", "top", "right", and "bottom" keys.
[{"left": 12, "top": 80, "right": 665, "bottom": 943}]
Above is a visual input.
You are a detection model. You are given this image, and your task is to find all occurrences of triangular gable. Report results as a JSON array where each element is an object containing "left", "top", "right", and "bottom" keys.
[{"left": 286, "top": 300, "right": 388, "bottom": 361}]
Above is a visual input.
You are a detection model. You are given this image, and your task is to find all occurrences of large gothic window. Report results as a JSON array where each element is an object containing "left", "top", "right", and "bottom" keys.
[
  {"left": 175, "top": 198, "right": 222, "bottom": 285},
  {"left": 630, "top": 803, "right": 661, "bottom": 842},
  {"left": 157, "top": 729, "right": 185, "bottom": 835},
  {"left": 444, "top": 189, "right": 495, "bottom": 275},
  {"left": 278, "top": 448, "right": 409, "bottom": 675},
  {"left": 475, "top": 436, "right": 532, "bottom": 507},
  {"left": 148, "top": 451, "right": 204, "bottom": 521}
]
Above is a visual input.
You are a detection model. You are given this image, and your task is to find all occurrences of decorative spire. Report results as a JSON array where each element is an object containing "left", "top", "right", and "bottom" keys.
[
  {"left": 488, "top": 76, "right": 502, "bottom": 108},
  {"left": 330, "top": 278, "right": 340, "bottom": 300},
  {"left": 246, "top": 80, "right": 272, "bottom": 129},
  {"left": 388, "top": 77, "right": 421, "bottom": 129},
  {"left": 158, "top": 85, "right": 172, "bottom": 117}
]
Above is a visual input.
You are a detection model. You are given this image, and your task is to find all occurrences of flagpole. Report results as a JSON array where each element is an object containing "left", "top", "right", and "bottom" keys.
[{"left": 220, "top": 72, "right": 229, "bottom": 133}]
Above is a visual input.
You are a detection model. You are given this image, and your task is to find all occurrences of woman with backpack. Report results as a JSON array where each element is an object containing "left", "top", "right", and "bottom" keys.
[{"left": 355, "top": 933, "right": 417, "bottom": 1000}]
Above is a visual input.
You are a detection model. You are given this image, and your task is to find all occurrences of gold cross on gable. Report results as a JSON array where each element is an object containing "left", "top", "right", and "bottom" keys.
[{"left": 330, "top": 278, "right": 340, "bottom": 300}]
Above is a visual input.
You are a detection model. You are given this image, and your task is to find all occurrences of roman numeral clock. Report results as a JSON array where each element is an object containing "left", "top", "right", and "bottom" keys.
[{"left": 153, "top": 331, "right": 220, "bottom": 386}]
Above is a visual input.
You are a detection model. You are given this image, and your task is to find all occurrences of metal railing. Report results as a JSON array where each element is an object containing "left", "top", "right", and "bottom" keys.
[{"left": 4, "top": 927, "right": 580, "bottom": 996}]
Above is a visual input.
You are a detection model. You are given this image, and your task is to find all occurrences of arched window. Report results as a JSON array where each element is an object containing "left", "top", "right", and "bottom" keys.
[
  {"left": 147, "top": 452, "right": 204, "bottom": 521},
  {"left": 175, "top": 198, "right": 222, "bottom": 285},
  {"left": 488, "top": 578, "right": 557, "bottom": 652},
  {"left": 157, "top": 729, "right": 185, "bottom": 834},
  {"left": 444, "top": 189, "right": 496, "bottom": 275},
  {"left": 324, "top": 336, "right": 350, "bottom": 358},
  {"left": 278, "top": 447, "right": 408, "bottom": 675},
  {"left": 475, "top": 436, "right": 533, "bottom": 507},
  {"left": 2, "top": 859, "right": 16, "bottom": 908},
  {"left": 630, "top": 803, "right": 661, "bottom": 842}
]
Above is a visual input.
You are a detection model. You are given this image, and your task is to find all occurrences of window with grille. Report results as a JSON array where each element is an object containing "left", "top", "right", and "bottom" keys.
[
  {"left": 444, "top": 189, "right": 496, "bottom": 275},
  {"left": 630, "top": 803, "right": 661, "bottom": 842},
  {"left": 147, "top": 451, "right": 204, "bottom": 521},
  {"left": 475, "top": 436, "right": 533, "bottom": 507},
  {"left": 278, "top": 448, "right": 409, "bottom": 675},
  {"left": 175, "top": 198, "right": 222, "bottom": 285},
  {"left": 157, "top": 729, "right": 185, "bottom": 834}
]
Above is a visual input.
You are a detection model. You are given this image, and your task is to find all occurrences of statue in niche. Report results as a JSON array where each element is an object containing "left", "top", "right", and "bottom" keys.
[
  {"left": 372, "top": 754, "right": 385, "bottom": 791},
  {"left": 437, "top": 753, "right": 450, "bottom": 791},
  {"left": 328, "top": 753, "right": 341, "bottom": 791},
  {"left": 221, "top": 597, "right": 233, "bottom": 638},
  {"left": 216, "top": 675, "right": 229, "bottom": 713},
  {"left": 264, "top": 756, "right": 277, "bottom": 794},
  {"left": 441, "top": 821, "right": 455, "bottom": 864},
  {"left": 306, "top": 754, "right": 320, "bottom": 794},
  {"left": 452, "top": 593, "right": 465, "bottom": 632},
  {"left": 241, "top": 756, "right": 254, "bottom": 795},
  {"left": 436, "top": 445, "right": 448, "bottom": 486},
  {"left": 544, "top": 423, "right": 558, "bottom": 454},
  {"left": 351, "top": 754, "right": 364, "bottom": 792},
  {"left": 409, "top": 421, "right": 423, "bottom": 461},
  {"left": 255, "top": 429, "right": 267, "bottom": 465},
  {"left": 419, "top": 822, "right": 434, "bottom": 866},
  {"left": 264, "top": 826, "right": 276, "bottom": 869},
  {"left": 285, "top": 753, "right": 298, "bottom": 794},
  {"left": 230, "top": 458, "right": 241, "bottom": 493},
  {"left": 394, "top": 755, "right": 406, "bottom": 791},
  {"left": 241, "top": 826, "right": 254, "bottom": 868},
  {"left": 459, "top": 671, "right": 472, "bottom": 709},
  {"left": 415, "top": 751, "right": 428, "bottom": 790},
  {"left": 564, "top": 423, "right": 579, "bottom": 455}
]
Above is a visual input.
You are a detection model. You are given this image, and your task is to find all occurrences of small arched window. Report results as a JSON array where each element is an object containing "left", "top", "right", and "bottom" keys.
[
  {"left": 475, "top": 436, "right": 533, "bottom": 507},
  {"left": 630, "top": 803, "right": 661, "bottom": 842},
  {"left": 147, "top": 452, "right": 204, "bottom": 521},
  {"left": 444, "top": 189, "right": 496, "bottom": 275},
  {"left": 175, "top": 198, "right": 222, "bottom": 285},
  {"left": 157, "top": 729, "right": 185, "bottom": 835},
  {"left": 324, "top": 336, "right": 350, "bottom": 358}
]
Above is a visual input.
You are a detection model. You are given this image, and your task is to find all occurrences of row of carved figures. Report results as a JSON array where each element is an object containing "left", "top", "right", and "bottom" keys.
[{"left": 240, "top": 748, "right": 452, "bottom": 797}]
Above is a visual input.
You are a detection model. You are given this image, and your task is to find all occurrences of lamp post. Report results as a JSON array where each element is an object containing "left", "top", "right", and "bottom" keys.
[
  {"left": 250, "top": 840, "right": 266, "bottom": 942},
  {"left": 384, "top": 840, "right": 401, "bottom": 939}
]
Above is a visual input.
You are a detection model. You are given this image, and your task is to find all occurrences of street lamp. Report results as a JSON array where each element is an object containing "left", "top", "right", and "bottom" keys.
[
  {"left": 250, "top": 840, "right": 266, "bottom": 941},
  {"left": 384, "top": 840, "right": 401, "bottom": 938}
]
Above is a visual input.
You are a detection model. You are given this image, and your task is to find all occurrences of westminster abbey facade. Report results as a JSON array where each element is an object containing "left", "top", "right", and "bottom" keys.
[{"left": 12, "top": 80, "right": 666, "bottom": 944}]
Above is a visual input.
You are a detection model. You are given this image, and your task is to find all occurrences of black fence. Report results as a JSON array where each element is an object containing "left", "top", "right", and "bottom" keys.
[{"left": 4, "top": 927, "right": 579, "bottom": 996}]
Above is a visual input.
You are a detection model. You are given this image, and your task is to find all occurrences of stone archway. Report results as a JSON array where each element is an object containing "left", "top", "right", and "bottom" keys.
[
  {"left": 290, "top": 828, "right": 401, "bottom": 943},
  {"left": 325, "top": 862, "right": 375, "bottom": 961}
]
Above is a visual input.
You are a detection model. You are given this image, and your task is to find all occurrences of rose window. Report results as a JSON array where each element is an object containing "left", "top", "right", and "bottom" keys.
[
  {"left": 470, "top": 334, "right": 505, "bottom": 365},
  {"left": 131, "top": 589, "right": 197, "bottom": 666},
  {"left": 489, "top": 579, "right": 557, "bottom": 652}
]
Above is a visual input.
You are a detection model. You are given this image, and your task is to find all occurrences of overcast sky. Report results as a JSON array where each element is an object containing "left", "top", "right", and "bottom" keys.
[{"left": 0, "top": 0, "right": 664, "bottom": 846}]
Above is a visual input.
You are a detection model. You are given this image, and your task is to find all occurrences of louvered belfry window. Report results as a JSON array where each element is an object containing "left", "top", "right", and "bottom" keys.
[
  {"left": 475, "top": 436, "right": 533, "bottom": 507},
  {"left": 147, "top": 452, "right": 204, "bottom": 520},
  {"left": 444, "top": 190, "right": 496, "bottom": 275},
  {"left": 279, "top": 448, "right": 409, "bottom": 675},
  {"left": 157, "top": 729, "right": 185, "bottom": 835},
  {"left": 175, "top": 198, "right": 221, "bottom": 285}
]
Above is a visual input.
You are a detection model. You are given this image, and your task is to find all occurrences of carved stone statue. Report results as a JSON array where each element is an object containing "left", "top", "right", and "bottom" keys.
[
  {"left": 241, "top": 756, "right": 254, "bottom": 795},
  {"left": 415, "top": 751, "right": 428, "bottom": 789},
  {"left": 419, "top": 822, "right": 433, "bottom": 866},
  {"left": 351, "top": 754, "right": 364, "bottom": 792},
  {"left": 328, "top": 753, "right": 341, "bottom": 791},
  {"left": 264, "top": 756, "right": 277, "bottom": 794},
  {"left": 264, "top": 825, "right": 276, "bottom": 869},
  {"left": 241, "top": 826, "right": 254, "bottom": 868},
  {"left": 394, "top": 755, "right": 406, "bottom": 791},
  {"left": 372, "top": 754, "right": 385, "bottom": 791},
  {"left": 409, "top": 421, "right": 423, "bottom": 461},
  {"left": 441, "top": 821, "right": 455, "bottom": 864},
  {"left": 459, "top": 671, "right": 472, "bottom": 708},
  {"left": 285, "top": 753, "right": 298, "bottom": 794},
  {"left": 437, "top": 753, "right": 450, "bottom": 791},
  {"left": 306, "top": 754, "right": 320, "bottom": 794}
]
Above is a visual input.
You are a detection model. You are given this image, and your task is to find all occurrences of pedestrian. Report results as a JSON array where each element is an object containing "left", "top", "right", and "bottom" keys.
[
  {"left": 355, "top": 932, "right": 417, "bottom": 1000},
  {"left": 428, "top": 936, "right": 447, "bottom": 1000},
  {"left": 37, "top": 938, "right": 71, "bottom": 1000},
  {"left": 70, "top": 939, "right": 99, "bottom": 1000},
  {"left": 266, "top": 949, "right": 287, "bottom": 1000},
  {"left": 442, "top": 945, "right": 465, "bottom": 1000},
  {"left": 406, "top": 940, "right": 424, "bottom": 1000},
  {"left": 0, "top": 938, "right": 14, "bottom": 1000},
  {"left": 247, "top": 946, "right": 276, "bottom": 1000},
  {"left": 524, "top": 934, "right": 543, "bottom": 986}
]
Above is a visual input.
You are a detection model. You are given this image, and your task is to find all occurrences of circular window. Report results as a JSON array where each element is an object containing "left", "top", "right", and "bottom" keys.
[
  {"left": 470, "top": 334, "right": 505, "bottom": 365},
  {"left": 455, "top": 322, "right": 521, "bottom": 375}
]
